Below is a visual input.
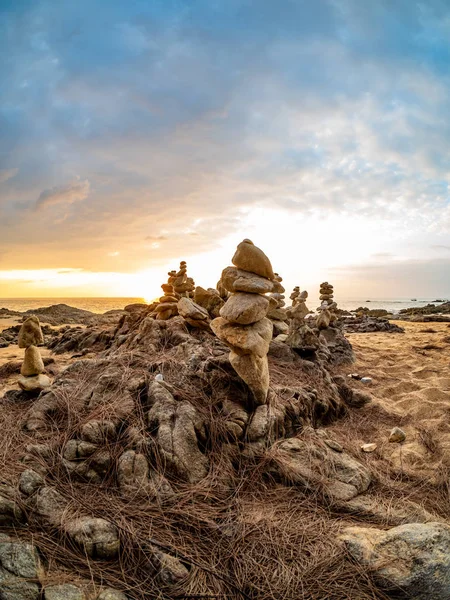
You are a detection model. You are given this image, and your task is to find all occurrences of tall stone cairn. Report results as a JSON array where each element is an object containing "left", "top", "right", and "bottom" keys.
[
  {"left": 170, "top": 261, "right": 195, "bottom": 297},
  {"left": 317, "top": 281, "right": 337, "bottom": 329},
  {"left": 17, "top": 316, "right": 50, "bottom": 393},
  {"left": 211, "top": 239, "right": 276, "bottom": 406}
]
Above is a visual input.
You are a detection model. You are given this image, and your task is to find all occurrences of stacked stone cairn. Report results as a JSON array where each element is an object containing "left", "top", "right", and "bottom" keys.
[
  {"left": 169, "top": 261, "right": 195, "bottom": 297},
  {"left": 17, "top": 316, "right": 51, "bottom": 393},
  {"left": 267, "top": 273, "right": 289, "bottom": 336},
  {"left": 286, "top": 288, "right": 319, "bottom": 355},
  {"left": 317, "top": 281, "right": 337, "bottom": 330},
  {"left": 152, "top": 261, "right": 195, "bottom": 320},
  {"left": 211, "top": 239, "right": 276, "bottom": 406},
  {"left": 290, "top": 286, "right": 301, "bottom": 307}
]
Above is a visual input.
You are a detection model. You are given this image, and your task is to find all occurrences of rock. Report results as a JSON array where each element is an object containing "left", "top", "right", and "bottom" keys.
[
  {"left": 361, "top": 443, "right": 377, "bottom": 453},
  {"left": 21, "top": 345, "right": 45, "bottom": 376},
  {"left": 389, "top": 427, "right": 406, "bottom": 443},
  {"left": 18, "top": 374, "right": 51, "bottom": 393},
  {"left": 147, "top": 383, "right": 208, "bottom": 484},
  {"left": 231, "top": 239, "right": 275, "bottom": 280},
  {"left": 193, "top": 286, "right": 224, "bottom": 317},
  {"left": 0, "top": 534, "right": 43, "bottom": 600},
  {"left": 221, "top": 266, "right": 274, "bottom": 294},
  {"left": 317, "top": 310, "right": 331, "bottom": 329},
  {"left": 66, "top": 517, "right": 120, "bottom": 559},
  {"left": 44, "top": 584, "right": 86, "bottom": 600},
  {"left": 219, "top": 292, "right": 269, "bottom": 325},
  {"left": 0, "top": 485, "right": 24, "bottom": 525},
  {"left": 63, "top": 440, "right": 98, "bottom": 461},
  {"left": 35, "top": 486, "right": 67, "bottom": 526},
  {"left": 341, "top": 522, "right": 450, "bottom": 600},
  {"left": 266, "top": 306, "right": 288, "bottom": 321},
  {"left": 80, "top": 420, "right": 116, "bottom": 444},
  {"left": 177, "top": 297, "right": 209, "bottom": 321},
  {"left": 271, "top": 319, "right": 289, "bottom": 336},
  {"left": 270, "top": 433, "right": 371, "bottom": 502},
  {"left": 210, "top": 317, "right": 273, "bottom": 357},
  {"left": 229, "top": 351, "right": 270, "bottom": 405},
  {"left": 19, "top": 469, "right": 44, "bottom": 496},
  {"left": 18, "top": 316, "right": 44, "bottom": 348}
]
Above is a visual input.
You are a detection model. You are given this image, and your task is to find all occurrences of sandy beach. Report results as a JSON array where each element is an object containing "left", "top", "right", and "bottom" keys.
[{"left": 332, "top": 321, "right": 450, "bottom": 484}]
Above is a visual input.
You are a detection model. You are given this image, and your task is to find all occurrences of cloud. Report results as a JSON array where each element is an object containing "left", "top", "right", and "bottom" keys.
[
  {"left": 0, "top": 168, "right": 18, "bottom": 183},
  {"left": 35, "top": 179, "right": 90, "bottom": 211},
  {"left": 431, "top": 245, "right": 450, "bottom": 251},
  {"left": 0, "top": 0, "right": 450, "bottom": 297}
]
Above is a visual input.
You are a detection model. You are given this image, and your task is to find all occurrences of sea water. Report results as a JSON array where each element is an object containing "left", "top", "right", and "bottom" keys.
[{"left": 0, "top": 297, "right": 448, "bottom": 315}]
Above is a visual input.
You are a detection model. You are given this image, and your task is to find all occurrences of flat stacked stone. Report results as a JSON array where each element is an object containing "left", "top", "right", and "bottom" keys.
[
  {"left": 17, "top": 317, "right": 50, "bottom": 392},
  {"left": 290, "top": 286, "right": 300, "bottom": 307},
  {"left": 211, "top": 239, "right": 275, "bottom": 406},
  {"left": 153, "top": 281, "right": 179, "bottom": 320}
]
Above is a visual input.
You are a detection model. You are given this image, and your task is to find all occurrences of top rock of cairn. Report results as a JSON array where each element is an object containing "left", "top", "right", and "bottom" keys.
[
  {"left": 18, "top": 316, "right": 44, "bottom": 349},
  {"left": 232, "top": 239, "right": 275, "bottom": 281}
]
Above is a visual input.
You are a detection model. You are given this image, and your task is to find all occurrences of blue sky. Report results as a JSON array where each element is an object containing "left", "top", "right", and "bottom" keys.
[{"left": 1, "top": 0, "right": 450, "bottom": 298}]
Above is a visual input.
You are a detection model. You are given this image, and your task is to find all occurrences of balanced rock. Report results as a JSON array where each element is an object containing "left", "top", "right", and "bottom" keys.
[
  {"left": 193, "top": 286, "right": 224, "bottom": 318},
  {"left": 21, "top": 345, "right": 45, "bottom": 376},
  {"left": 232, "top": 239, "right": 275, "bottom": 280},
  {"left": 220, "top": 292, "right": 269, "bottom": 325},
  {"left": 221, "top": 266, "right": 275, "bottom": 295},
  {"left": 177, "top": 297, "right": 210, "bottom": 330},
  {"left": 211, "top": 317, "right": 273, "bottom": 357},
  {"left": 18, "top": 316, "right": 44, "bottom": 348}
]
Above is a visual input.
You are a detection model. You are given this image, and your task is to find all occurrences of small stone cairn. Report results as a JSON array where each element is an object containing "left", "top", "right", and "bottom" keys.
[
  {"left": 153, "top": 261, "right": 195, "bottom": 320},
  {"left": 170, "top": 261, "right": 195, "bottom": 297},
  {"left": 286, "top": 288, "right": 319, "bottom": 354},
  {"left": 17, "top": 316, "right": 50, "bottom": 392},
  {"left": 211, "top": 239, "right": 276, "bottom": 406},
  {"left": 267, "top": 273, "right": 289, "bottom": 336},
  {"left": 317, "top": 281, "right": 337, "bottom": 329}
]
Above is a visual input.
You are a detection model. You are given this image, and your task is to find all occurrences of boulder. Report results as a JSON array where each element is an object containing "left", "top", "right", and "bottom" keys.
[
  {"left": 219, "top": 292, "right": 269, "bottom": 325},
  {"left": 21, "top": 345, "right": 45, "bottom": 376},
  {"left": 231, "top": 239, "right": 275, "bottom": 280},
  {"left": 18, "top": 316, "right": 44, "bottom": 348},
  {"left": 341, "top": 522, "right": 450, "bottom": 600}
]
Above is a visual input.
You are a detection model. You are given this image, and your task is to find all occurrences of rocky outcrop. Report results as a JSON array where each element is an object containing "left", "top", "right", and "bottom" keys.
[{"left": 342, "top": 315, "right": 405, "bottom": 333}]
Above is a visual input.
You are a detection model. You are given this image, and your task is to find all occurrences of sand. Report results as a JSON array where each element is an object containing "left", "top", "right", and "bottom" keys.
[{"left": 334, "top": 320, "right": 450, "bottom": 484}]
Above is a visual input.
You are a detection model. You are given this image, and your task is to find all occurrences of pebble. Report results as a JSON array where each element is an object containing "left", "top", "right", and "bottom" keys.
[
  {"left": 360, "top": 377, "right": 372, "bottom": 384},
  {"left": 389, "top": 427, "right": 406, "bottom": 443},
  {"left": 361, "top": 443, "right": 377, "bottom": 453},
  {"left": 155, "top": 374, "right": 164, "bottom": 382}
]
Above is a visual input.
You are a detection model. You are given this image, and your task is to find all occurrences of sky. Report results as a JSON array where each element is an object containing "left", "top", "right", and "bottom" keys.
[{"left": 1, "top": 0, "right": 450, "bottom": 301}]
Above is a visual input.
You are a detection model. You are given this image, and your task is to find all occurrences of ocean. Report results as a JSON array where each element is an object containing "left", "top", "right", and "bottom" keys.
[{"left": 0, "top": 297, "right": 448, "bottom": 315}]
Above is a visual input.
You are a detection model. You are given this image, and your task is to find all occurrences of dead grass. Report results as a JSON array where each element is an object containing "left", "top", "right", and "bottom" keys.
[{"left": 0, "top": 346, "right": 447, "bottom": 599}]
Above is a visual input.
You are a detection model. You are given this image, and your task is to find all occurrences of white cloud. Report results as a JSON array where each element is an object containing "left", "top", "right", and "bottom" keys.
[{"left": 0, "top": 168, "right": 18, "bottom": 183}]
